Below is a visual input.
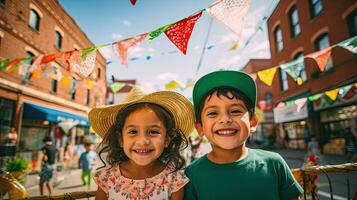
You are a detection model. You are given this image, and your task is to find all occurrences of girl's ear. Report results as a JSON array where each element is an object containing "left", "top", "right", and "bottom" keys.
[
  {"left": 249, "top": 114, "right": 259, "bottom": 133},
  {"left": 195, "top": 122, "right": 204, "bottom": 137}
]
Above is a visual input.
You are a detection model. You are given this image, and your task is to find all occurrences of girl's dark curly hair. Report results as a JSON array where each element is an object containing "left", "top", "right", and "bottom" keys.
[{"left": 97, "top": 102, "right": 188, "bottom": 172}]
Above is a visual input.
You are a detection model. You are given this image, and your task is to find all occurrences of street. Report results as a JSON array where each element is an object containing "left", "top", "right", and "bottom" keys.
[{"left": 21, "top": 148, "right": 357, "bottom": 200}]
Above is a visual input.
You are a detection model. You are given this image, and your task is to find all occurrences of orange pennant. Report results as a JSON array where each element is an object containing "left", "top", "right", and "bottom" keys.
[{"left": 306, "top": 47, "right": 332, "bottom": 72}]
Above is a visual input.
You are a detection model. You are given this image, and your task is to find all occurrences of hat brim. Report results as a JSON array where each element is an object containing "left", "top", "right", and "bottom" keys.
[
  {"left": 193, "top": 70, "right": 257, "bottom": 118},
  {"left": 89, "top": 91, "right": 195, "bottom": 139}
]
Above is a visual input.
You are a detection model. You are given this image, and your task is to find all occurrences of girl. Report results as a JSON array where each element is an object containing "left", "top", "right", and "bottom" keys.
[{"left": 88, "top": 87, "right": 195, "bottom": 200}]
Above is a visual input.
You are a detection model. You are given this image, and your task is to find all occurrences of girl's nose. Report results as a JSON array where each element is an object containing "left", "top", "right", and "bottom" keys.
[{"left": 138, "top": 136, "right": 150, "bottom": 145}]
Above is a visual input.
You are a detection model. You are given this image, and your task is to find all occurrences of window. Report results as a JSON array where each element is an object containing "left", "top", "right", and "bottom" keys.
[
  {"left": 315, "top": 33, "right": 333, "bottom": 70},
  {"left": 0, "top": 98, "right": 15, "bottom": 144},
  {"left": 97, "top": 68, "right": 101, "bottom": 79},
  {"left": 280, "top": 69, "right": 288, "bottom": 91},
  {"left": 29, "top": 9, "right": 40, "bottom": 31},
  {"left": 55, "top": 31, "right": 62, "bottom": 49},
  {"left": 309, "top": 0, "right": 323, "bottom": 19},
  {"left": 86, "top": 89, "right": 90, "bottom": 105},
  {"left": 289, "top": 6, "right": 301, "bottom": 37},
  {"left": 264, "top": 92, "right": 273, "bottom": 107},
  {"left": 293, "top": 52, "right": 307, "bottom": 83},
  {"left": 50, "top": 67, "right": 58, "bottom": 94},
  {"left": 70, "top": 78, "right": 76, "bottom": 100},
  {"left": 26, "top": 51, "right": 35, "bottom": 65},
  {"left": 274, "top": 26, "right": 283, "bottom": 53},
  {"left": 346, "top": 10, "right": 357, "bottom": 37}
]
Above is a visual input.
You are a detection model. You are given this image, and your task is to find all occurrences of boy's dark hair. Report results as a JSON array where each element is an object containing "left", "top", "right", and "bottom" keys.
[
  {"left": 196, "top": 86, "right": 255, "bottom": 123},
  {"left": 97, "top": 103, "right": 188, "bottom": 171},
  {"left": 43, "top": 136, "right": 52, "bottom": 143}
]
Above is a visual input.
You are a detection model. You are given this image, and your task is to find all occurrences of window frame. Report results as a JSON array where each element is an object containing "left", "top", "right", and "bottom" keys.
[
  {"left": 274, "top": 26, "right": 283, "bottom": 53},
  {"left": 86, "top": 89, "right": 90, "bottom": 105},
  {"left": 346, "top": 9, "right": 357, "bottom": 37},
  {"left": 280, "top": 69, "right": 289, "bottom": 91},
  {"left": 289, "top": 6, "right": 301, "bottom": 38},
  {"left": 29, "top": 9, "right": 40, "bottom": 31},
  {"left": 50, "top": 66, "right": 58, "bottom": 94},
  {"left": 309, "top": 0, "right": 323, "bottom": 19},
  {"left": 55, "top": 31, "right": 63, "bottom": 49}
]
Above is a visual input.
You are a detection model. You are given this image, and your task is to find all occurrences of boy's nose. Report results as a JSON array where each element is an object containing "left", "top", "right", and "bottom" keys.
[{"left": 219, "top": 114, "right": 232, "bottom": 124}]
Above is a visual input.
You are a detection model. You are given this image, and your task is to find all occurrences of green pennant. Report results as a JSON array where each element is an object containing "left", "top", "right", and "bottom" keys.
[
  {"left": 308, "top": 93, "right": 323, "bottom": 101},
  {"left": 148, "top": 24, "right": 172, "bottom": 42},
  {"left": 280, "top": 58, "right": 305, "bottom": 81},
  {"left": 81, "top": 44, "right": 108, "bottom": 59},
  {"left": 0, "top": 59, "right": 10, "bottom": 70},
  {"left": 110, "top": 82, "right": 125, "bottom": 93},
  {"left": 337, "top": 36, "right": 357, "bottom": 54}
]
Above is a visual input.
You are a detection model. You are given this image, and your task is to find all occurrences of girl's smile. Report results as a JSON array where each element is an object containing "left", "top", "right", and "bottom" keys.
[{"left": 121, "top": 107, "right": 168, "bottom": 167}]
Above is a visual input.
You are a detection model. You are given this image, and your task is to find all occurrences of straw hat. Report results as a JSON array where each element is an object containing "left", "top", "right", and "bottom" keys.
[{"left": 89, "top": 87, "right": 195, "bottom": 139}]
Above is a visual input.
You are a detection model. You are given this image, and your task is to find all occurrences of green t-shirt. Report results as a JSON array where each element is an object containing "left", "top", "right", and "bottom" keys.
[{"left": 184, "top": 148, "right": 303, "bottom": 200}]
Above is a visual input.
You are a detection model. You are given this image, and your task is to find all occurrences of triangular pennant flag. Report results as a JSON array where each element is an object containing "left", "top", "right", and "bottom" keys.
[
  {"left": 308, "top": 93, "right": 323, "bottom": 101},
  {"left": 185, "top": 79, "right": 195, "bottom": 88},
  {"left": 257, "top": 66, "right": 277, "bottom": 86},
  {"left": 295, "top": 97, "right": 307, "bottom": 112},
  {"left": 64, "top": 50, "right": 77, "bottom": 71},
  {"left": 148, "top": 24, "right": 172, "bottom": 42},
  {"left": 306, "top": 47, "right": 332, "bottom": 71},
  {"left": 81, "top": 44, "right": 107, "bottom": 59},
  {"left": 325, "top": 88, "right": 339, "bottom": 101},
  {"left": 339, "top": 85, "right": 353, "bottom": 97},
  {"left": 280, "top": 58, "right": 304, "bottom": 81},
  {"left": 165, "top": 80, "right": 183, "bottom": 90},
  {"left": 85, "top": 79, "right": 95, "bottom": 90},
  {"left": 40, "top": 52, "right": 63, "bottom": 65},
  {"left": 337, "top": 36, "right": 357, "bottom": 54},
  {"left": 229, "top": 41, "right": 238, "bottom": 50},
  {"left": 130, "top": 0, "right": 137, "bottom": 5},
  {"left": 69, "top": 50, "right": 96, "bottom": 79},
  {"left": 206, "top": 0, "right": 251, "bottom": 40},
  {"left": 110, "top": 82, "right": 125, "bottom": 93},
  {"left": 113, "top": 33, "right": 148, "bottom": 66},
  {"left": 32, "top": 70, "right": 42, "bottom": 79},
  {"left": 0, "top": 59, "right": 10, "bottom": 70},
  {"left": 6, "top": 58, "right": 23, "bottom": 70},
  {"left": 164, "top": 11, "right": 203, "bottom": 54}
]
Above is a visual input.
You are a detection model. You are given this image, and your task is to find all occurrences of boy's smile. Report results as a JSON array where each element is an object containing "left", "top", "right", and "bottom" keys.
[{"left": 195, "top": 92, "right": 258, "bottom": 152}]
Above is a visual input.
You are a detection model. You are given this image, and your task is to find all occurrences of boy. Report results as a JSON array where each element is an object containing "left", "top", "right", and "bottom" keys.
[
  {"left": 39, "top": 136, "right": 57, "bottom": 195},
  {"left": 184, "top": 70, "right": 303, "bottom": 200},
  {"left": 78, "top": 142, "right": 97, "bottom": 190}
]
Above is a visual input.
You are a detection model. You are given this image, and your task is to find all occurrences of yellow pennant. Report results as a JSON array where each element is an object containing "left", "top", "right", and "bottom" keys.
[
  {"left": 60, "top": 76, "right": 71, "bottom": 86},
  {"left": 325, "top": 89, "right": 339, "bottom": 101},
  {"left": 257, "top": 66, "right": 277, "bottom": 86}
]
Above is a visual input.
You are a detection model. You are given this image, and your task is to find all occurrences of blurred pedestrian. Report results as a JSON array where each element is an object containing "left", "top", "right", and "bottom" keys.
[
  {"left": 39, "top": 136, "right": 57, "bottom": 196},
  {"left": 78, "top": 142, "right": 96, "bottom": 190}
]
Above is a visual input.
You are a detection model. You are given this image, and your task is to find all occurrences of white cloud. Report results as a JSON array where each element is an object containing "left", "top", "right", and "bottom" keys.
[
  {"left": 99, "top": 45, "right": 115, "bottom": 59},
  {"left": 123, "top": 20, "right": 131, "bottom": 26},
  {"left": 140, "top": 81, "right": 156, "bottom": 92},
  {"left": 156, "top": 72, "right": 179, "bottom": 80},
  {"left": 220, "top": 33, "right": 238, "bottom": 44},
  {"left": 218, "top": 55, "right": 242, "bottom": 67},
  {"left": 111, "top": 33, "right": 123, "bottom": 39}
]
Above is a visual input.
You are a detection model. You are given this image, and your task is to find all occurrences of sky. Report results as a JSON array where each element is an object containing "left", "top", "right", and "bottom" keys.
[{"left": 59, "top": 0, "right": 278, "bottom": 97}]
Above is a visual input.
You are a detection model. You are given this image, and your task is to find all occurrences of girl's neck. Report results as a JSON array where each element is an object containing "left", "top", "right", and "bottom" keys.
[
  {"left": 208, "top": 144, "right": 248, "bottom": 164},
  {"left": 120, "top": 160, "right": 165, "bottom": 180}
]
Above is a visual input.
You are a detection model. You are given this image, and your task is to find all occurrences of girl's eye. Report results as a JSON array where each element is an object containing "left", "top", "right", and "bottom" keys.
[
  {"left": 148, "top": 130, "right": 160, "bottom": 135},
  {"left": 127, "top": 130, "right": 137, "bottom": 135}
]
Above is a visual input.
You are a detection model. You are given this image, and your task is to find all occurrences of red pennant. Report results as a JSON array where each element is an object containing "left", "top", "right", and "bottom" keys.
[
  {"left": 40, "top": 52, "right": 63, "bottom": 65},
  {"left": 6, "top": 58, "right": 23, "bottom": 70},
  {"left": 130, "top": 0, "right": 137, "bottom": 5},
  {"left": 64, "top": 50, "right": 79, "bottom": 71},
  {"left": 164, "top": 12, "right": 202, "bottom": 54}
]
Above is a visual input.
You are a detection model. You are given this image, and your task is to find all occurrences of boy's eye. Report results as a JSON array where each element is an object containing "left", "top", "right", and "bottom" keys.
[
  {"left": 231, "top": 109, "right": 243, "bottom": 114},
  {"left": 206, "top": 111, "right": 217, "bottom": 117}
]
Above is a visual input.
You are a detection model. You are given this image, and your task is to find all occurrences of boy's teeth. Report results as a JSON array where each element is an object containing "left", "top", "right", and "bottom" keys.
[{"left": 217, "top": 130, "right": 236, "bottom": 135}]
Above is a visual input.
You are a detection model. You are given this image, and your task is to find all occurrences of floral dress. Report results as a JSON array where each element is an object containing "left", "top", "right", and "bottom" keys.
[{"left": 93, "top": 165, "right": 189, "bottom": 200}]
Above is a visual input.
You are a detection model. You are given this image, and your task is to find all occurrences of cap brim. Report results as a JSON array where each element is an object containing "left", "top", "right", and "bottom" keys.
[{"left": 193, "top": 70, "right": 256, "bottom": 118}]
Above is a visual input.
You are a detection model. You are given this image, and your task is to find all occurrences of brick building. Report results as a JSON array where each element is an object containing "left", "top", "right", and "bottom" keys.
[
  {"left": 242, "top": 59, "right": 276, "bottom": 146},
  {"left": 0, "top": 0, "right": 106, "bottom": 162},
  {"left": 267, "top": 0, "right": 356, "bottom": 154}
]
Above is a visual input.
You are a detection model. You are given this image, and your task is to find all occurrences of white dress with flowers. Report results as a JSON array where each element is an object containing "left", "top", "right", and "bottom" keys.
[{"left": 93, "top": 165, "right": 189, "bottom": 200}]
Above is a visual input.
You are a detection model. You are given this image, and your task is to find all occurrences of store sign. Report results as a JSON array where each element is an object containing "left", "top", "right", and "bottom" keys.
[
  {"left": 57, "top": 116, "right": 87, "bottom": 126},
  {"left": 273, "top": 103, "right": 308, "bottom": 123}
]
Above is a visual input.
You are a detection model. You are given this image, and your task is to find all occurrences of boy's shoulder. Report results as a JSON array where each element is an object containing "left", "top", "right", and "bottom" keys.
[
  {"left": 185, "top": 155, "right": 208, "bottom": 175},
  {"left": 249, "top": 148, "right": 283, "bottom": 160}
]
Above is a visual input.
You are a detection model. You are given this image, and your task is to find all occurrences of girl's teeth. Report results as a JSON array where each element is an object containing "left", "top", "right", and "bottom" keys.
[{"left": 135, "top": 149, "right": 149, "bottom": 153}]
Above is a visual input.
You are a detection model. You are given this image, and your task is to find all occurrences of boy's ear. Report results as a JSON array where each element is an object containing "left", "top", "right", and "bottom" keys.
[
  {"left": 249, "top": 114, "right": 259, "bottom": 133},
  {"left": 194, "top": 122, "right": 204, "bottom": 137}
]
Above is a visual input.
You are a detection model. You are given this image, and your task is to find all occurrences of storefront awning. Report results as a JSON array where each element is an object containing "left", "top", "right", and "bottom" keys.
[{"left": 23, "top": 103, "right": 89, "bottom": 126}]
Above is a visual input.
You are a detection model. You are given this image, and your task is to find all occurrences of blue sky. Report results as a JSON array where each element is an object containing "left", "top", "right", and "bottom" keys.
[{"left": 59, "top": 0, "right": 278, "bottom": 97}]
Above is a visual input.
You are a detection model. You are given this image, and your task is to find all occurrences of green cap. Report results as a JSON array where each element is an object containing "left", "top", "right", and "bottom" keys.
[{"left": 192, "top": 70, "right": 257, "bottom": 118}]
